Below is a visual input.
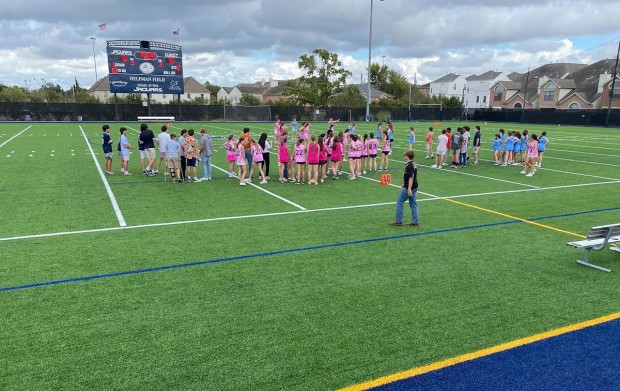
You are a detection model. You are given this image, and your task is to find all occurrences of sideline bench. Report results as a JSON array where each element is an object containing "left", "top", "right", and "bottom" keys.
[
  {"left": 567, "top": 223, "right": 620, "bottom": 272},
  {"left": 137, "top": 116, "right": 175, "bottom": 122}
]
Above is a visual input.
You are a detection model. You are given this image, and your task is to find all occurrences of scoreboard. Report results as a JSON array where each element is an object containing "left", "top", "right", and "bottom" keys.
[{"left": 106, "top": 40, "right": 184, "bottom": 95}]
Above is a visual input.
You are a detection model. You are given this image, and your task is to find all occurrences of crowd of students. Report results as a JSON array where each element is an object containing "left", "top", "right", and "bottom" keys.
[
  {"left": 423, "top": 125, "right": 549, "bottom": 176},
  {"left": 102, "top": 123, "right": 213, "bottom": 182},
  {"left": 222, "top": 119, "right": 402, "bottom": 186},
  {"left": 103, "top": 121, "right": 550, "bottom": 184}
]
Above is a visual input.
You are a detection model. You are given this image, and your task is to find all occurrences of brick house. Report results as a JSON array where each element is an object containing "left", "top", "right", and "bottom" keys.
[{"left": 489, "top": 60, "right": 620, "bottom": 110}]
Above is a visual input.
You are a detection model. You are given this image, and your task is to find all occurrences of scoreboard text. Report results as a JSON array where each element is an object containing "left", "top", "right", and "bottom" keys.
[{"left": 106, "top": 40, "right": 184, "bottom": 95}]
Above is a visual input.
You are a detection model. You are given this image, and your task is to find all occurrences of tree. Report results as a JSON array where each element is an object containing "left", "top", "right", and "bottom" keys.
[
  {"left": 370, "top": 63, "right": 389, "bottom": 88},
  {"left": 330, "top": 85, "right": 366, "bottom": 107},
  {"left": 284, "top": 49, "right": 351, "bottom": 107},
  {"left": 203, "top": 81, "right": 220, "bottom": 101},
  {"left": 429, "top": 95, "right": 463, "bottom": 109},
  {"left": 239, "top": 93, "right": 262, "bottom": 106},
  {"left": 1, "top": 86, "right": 28, "bottom": 102}
]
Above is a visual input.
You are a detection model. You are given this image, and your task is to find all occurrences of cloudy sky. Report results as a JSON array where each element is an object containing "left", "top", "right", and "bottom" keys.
[{"left": 1, "top": 0, "right": 619, "bottom": 91}]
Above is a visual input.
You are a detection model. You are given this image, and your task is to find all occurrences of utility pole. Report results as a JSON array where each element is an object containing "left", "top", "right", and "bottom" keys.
[
  {"left": 90, "top": 37, "right": 98, "bottom": 82},
  {"left": 605, "top": 40, "right": 620, "bottom": 128}
]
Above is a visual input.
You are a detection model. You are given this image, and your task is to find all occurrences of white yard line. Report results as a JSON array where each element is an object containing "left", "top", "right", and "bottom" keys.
[
  {"left": 0, "top": 201, "right": 394, "bottom": 242},
  {"left": 0, "top": 126, "right": 31, "bottom": 149},
  {"left": 533, "top": 154, "right": 620, "bottom": 168},
  {"left": 2, "top": 178, "right": 619, "bottom": 243},
  {"left": 212, "top": 164, "right": 307, "bottom": 210},
  {"left": 387, "top": 148, "right": 540, "bottom": 189},
  {"left": 79, "top": 126, "right": 127, "bottom": 227}
]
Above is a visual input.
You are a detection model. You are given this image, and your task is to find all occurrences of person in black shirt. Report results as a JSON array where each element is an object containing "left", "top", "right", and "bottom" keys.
[
  {"left": 389, "top": 150, "right": 419, "bottom": 226},
  {"left": 101, "top": 124, "right": 114, "bottom": 175},
  {"left": 138, "top": 123, "right": 156, "bottom": 175}
]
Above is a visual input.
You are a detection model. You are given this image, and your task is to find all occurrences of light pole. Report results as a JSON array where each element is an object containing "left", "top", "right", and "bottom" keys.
[
  {"left": 90, "top": 36, "right": 98, "bottom": 83},
  {"left": 366, "top": 0, "right": 383, "bottom": 122}
]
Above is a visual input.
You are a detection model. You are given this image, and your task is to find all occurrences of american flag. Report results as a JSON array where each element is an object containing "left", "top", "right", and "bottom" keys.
[
  {"left": 99, "top": 23, "right": 106, "bottom": 31},
  {"left": 172, "top": 28, "right": 180, "bottom": 36}
]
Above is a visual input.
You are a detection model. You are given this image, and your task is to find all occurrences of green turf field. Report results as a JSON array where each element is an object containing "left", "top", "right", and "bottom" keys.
[{"left": 1, "top": 120, "right": 619, "bottom": 390}]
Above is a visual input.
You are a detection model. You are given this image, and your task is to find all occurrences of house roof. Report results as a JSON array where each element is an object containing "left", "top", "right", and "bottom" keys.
[
  {"left": 566, "top": 58, "right": 618, "bottom": 103},
  {"left": 466, "top": 71, "right": 502, "bottom": 81},
  {"left": 183, "top": 77, "right": 209, "bottom": 94},
  {"left": 431, "top": 73, "right": 461, "bottom": 84},
  {"left": 548, "top": 78, "right": 576, "bottom": 89},
  {"left": 331, "top": 84, "right": 393, "bottom": 99},
  {"left": 509, "top": 63, "right": 587, "bottom": 99}
]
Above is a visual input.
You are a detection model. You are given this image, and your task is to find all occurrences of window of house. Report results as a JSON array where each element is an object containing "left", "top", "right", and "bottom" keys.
[
  {"left": 476, "top": 96, "right": 479, "bottom": 103},
  {"left": 483, "top": 96, "right": 487, "bottom": 104},
  {"left": 514, "top": 102, "right": 522, "bottom": 109},
  {"left": 162, "top": 94, "right": 167, "bottom": 99},
  {"left": 568, "top": 102, "right": 580, "bottom": 110},
  {"left": 453, "top": 84, "right": 456, "bottom": 91},
  {"left": 187, "top": 94, "right": 191, "bottom": 99},
  {"left": 201, "top": 94, "right": 204, "bottom": 99},
  {"left": 494, "top": 85, "right": 502, "bottom": 101},
  {"left": 544, "top": 83, "right": 556, "bottom": 101}
]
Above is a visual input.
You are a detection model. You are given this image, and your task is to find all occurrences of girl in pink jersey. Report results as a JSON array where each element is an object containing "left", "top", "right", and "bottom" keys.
[
  {"left": 521, "top": 134, "right": 539, "bottom": 177},
  {"left": 278, "top": 131, "right": 293, "bottom": 183},
  {"left": 306, "top": 135, "right": 320, "bottom": 185},
  {"left": 273, "top": 120, "right": 282, "bottom": 142},
  {"left": 342, "top": 129, "right": 350, "bottom": 161},
  {"left": 299, "top": 122, "right": 310, "bottom": 143},
  {"left": 367, "top": 133, "right": 379, "bottom": 173},
  {"left": 380, "top": 130, "right": 391, "bottom": 171},
  {"left": 347, "top": 134, "right": 362, "bottom": 180},
  {"left": 325, "top": 131, "right": 334, "bottom": 176},
  {"left": 225, "top": 134, "right": 236, "bottom": 177},
  {"left": 250, "top": 139, "right": 267, "bottom": 184},
  {"left": 318, "top": 135, "right": 328, "bottom": 183},
  {"left": 361, "top": 134, "right": 369, "bottom": 174},
  {"left": 293, "top": 138, "right": 307, "bottom": 184},
  {"left": 330, "top": 135, "right": 342, "bottom": 180},
  {"left": 235, "top": 137, "right": 247, "bottom": 185}
]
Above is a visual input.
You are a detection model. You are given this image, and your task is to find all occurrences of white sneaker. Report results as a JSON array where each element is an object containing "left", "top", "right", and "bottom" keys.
[
  {"left": 526, "top": 173, "right": 534, "bottom": 177},
  {"left": 349, "top": 176, "right": 356, "bottom": 180},
  {"left": 520, "top": 170, "right": 526, "bottom": 174},
  {"left": 431, "top": 165, "right": 437, "bottom": 168},
  {"left": 362, "top": 170, "right": 367, "bottom": 174},
  {"left": 244, "top": 178, "right": 251, "bottom": 183},
  {"left": 239, "top": 181, "right": 246, "bottom": 186},
  {"left": 228, "top": 172, "right": 235, "bottom": 178},
  {"left": 260, "top": 179, "right": 268, "bottom": 184}
]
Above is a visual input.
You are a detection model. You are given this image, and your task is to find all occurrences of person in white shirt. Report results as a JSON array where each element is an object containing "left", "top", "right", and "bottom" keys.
[
  {"left": 432, "top": 129, "right": 449, "bottom": 168},
  {"left": 155, "top": 125, "right": 171, "bottom": 174}
]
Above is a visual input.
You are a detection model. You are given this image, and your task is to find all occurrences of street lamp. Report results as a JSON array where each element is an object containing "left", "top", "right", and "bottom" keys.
[{"left": 366, "top": 0, "right": 384, "bottom": 122}]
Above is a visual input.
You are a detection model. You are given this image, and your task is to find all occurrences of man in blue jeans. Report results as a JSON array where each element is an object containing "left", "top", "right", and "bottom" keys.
[{"left": 389, "top": 150, "right": 419, "bottom": 226}]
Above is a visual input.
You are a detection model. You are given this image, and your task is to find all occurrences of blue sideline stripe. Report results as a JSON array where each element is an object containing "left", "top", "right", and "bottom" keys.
[
  {"left": 2, "top": 206, "right": 620, "bottom": 293},
  {"left": 0, "top": 221, "right": 517, "bottom": 293}
]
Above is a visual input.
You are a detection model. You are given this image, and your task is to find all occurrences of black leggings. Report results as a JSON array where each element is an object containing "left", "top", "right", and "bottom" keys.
[
  {"left": 180, "top": 156, "right": 187, "bottom": 179},
  {"left": 262, "top": 152, "right": 270, "bottom": 176}
]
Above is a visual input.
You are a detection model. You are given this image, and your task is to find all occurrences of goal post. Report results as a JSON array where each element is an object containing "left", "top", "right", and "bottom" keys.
[{"left": 223, "top": 105, "right": 271, "bottom": 122}]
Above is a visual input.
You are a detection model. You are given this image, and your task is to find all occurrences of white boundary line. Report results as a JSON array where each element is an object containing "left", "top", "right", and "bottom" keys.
[
  {"left": 1, "top": 179, "right": 618, "bottom": 243},
  {"left": 212, "top": 164, "right": 307, "bottom": 210},
  {"left": 387, "top": 148, "right": 540, "bottom": 189},
  {"left": 79, "top": 126, "right": 127, "bottom": 227},
  {"left": 0, "top": 125, "right": 31, "bottom": 149}
]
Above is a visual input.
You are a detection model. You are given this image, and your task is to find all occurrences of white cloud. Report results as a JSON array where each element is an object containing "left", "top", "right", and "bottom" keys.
[{"left": 0, "top": 0, "right": 618, "bottom": 90}]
